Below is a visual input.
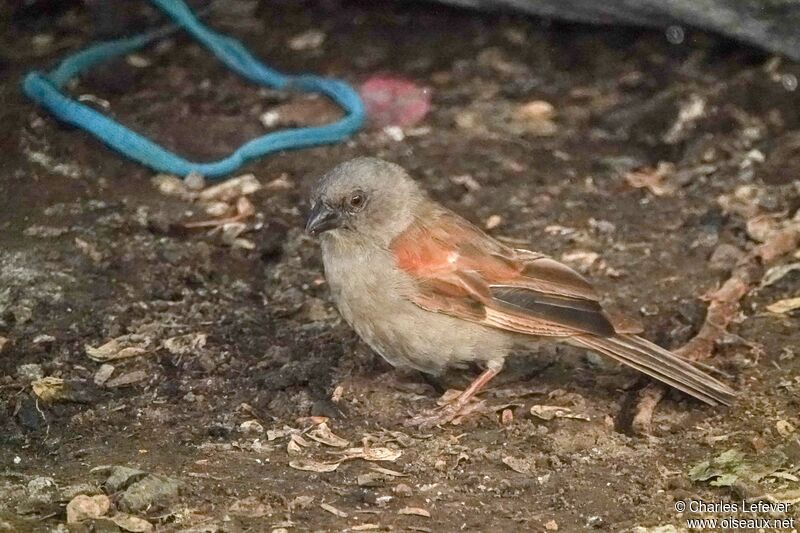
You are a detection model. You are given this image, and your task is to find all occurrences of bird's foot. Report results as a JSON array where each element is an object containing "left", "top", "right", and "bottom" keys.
[
  {"left": 405, "top": 368, "right": 501, "bottom": 429},
  {"left": 404, "top": 396, "right": 486, "bottom": 429}
]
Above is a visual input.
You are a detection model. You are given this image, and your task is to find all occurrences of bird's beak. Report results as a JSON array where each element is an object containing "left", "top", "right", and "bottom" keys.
[{"left": 305, "top": 203, "right": 341, "bottom": 236}]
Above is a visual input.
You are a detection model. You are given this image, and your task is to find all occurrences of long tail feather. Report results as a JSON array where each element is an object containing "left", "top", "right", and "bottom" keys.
[{"left": 571, "top": 334, "right": 736, "bottom": 406}]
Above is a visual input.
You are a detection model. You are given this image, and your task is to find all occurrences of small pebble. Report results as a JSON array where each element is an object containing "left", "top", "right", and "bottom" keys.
[
  {"left": 288, "top": 29, "right": 325, "bottom": 51},
  {"left": 184, "top": 172, "right": 206, "bottom": 191},
  {"left": 485, "top": 215, "right": 503, "bottom": 230},
  {"left": 17, "top": 364, "right": 44, "bottom": 383},
  {"left": 394, "top": 483, "right": 413, "bottom": 497},
  {"left": 27, "top": 477, "right": 57, "bottom": 504},
  {"left": 708, "top": 243, "right": 744, "bottom": 272},
  {"left": 94, "top": 364, "right": 115, "bottom": 386}
]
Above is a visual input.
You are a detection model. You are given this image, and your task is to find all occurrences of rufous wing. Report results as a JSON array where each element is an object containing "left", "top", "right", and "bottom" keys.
[{"left": 390, "top": 211, "right": 614, "bottom": 337}]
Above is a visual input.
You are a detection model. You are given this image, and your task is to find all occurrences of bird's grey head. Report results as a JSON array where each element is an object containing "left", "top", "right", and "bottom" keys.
[{"left": 306, "top": 157, "right": 424, "bottom": 245}]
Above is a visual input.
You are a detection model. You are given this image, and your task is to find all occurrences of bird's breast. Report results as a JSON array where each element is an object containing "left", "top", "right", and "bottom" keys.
[{"left": 320, "top": 238, "right": 510, "bottom": 374}]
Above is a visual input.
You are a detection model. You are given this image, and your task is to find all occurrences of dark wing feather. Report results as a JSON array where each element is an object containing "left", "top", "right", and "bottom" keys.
[{"left": 491, "top": 287, "right": 614, "bottom": 336}]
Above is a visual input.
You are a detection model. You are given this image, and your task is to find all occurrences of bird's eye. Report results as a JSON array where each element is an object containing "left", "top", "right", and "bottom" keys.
[{"left": 348, "top": 193, "right": 365, "bottom": 210}]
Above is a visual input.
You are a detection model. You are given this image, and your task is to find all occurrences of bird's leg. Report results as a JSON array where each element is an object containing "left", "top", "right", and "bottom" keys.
[
  {"left": 453, "top": 367, "right": 499, "bottom": 406},
  {"left": 406, "top": 367, "right": 500, "bottom": 429}
]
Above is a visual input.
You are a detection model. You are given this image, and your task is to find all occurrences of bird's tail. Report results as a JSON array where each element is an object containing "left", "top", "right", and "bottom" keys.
[{"left": 570, "top": 333, "right": 736, "bottom": 406}]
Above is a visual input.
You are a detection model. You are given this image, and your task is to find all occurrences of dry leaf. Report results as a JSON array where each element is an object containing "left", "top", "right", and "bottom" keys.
[
  {"left": 624, "top": 162, "right": 676, "bottom": 196},
  {"left": 266, "top": 428, "right": 292, "bottom": 441},
  {"left": 198, "top": 174, "right": 261, "bottom": 203},
  {"left": 109, "top": 513, "right": 153, "bottom": 533},
  {"left": 236, "top": 196, "right": 255, "bottom": 218},
  {"left": 240, "top": 420, "right": 264, "bottom": 435},
  {"left": 297, "top": 416, "right": 329, "bottom": 425},
  {"left": 370, "top": 465, "right": 408, "bottom": 477},
  {"left": 204, "top": 201, "right": 231, "bottom": 217},
  {"left": 287, "top": 437, "right": 305, "bottom": 456},
  {"left": 530, "top": 405, "right": 590, "bottom": 421},
  {"left": 338, "top": 447, "right": 402, "bottom": 462},
  {"left": 360, "top": 447, "right": 402, "bottom": 462},
  {"left": 748, "top": 488, "right": 800, "bottom": 505},
  {"left": 561, "top": 250, "right": 600, "bottom": 272},
  {"left": 450, "top": 174, "right": 481, "bottom": 191},
  {"left": 762, "top": 262, "right": 800, "bottom": 287},
  {"left": 293, "top": 434, "right": 312, "bottom": 447},
  {"left": 351, "top": 525, "right": 381, "bottom": 531},
  {"left": 162, "top": 333, "right": 207, "bottom": 355},
  {"left": 766, "top": 297, "right": 800, "bottom": 314},
  {"left": 229, "top": 496, "right": 270, "bottom": 518},
  {"left": 265, "top": 174, "right": 294, "bottom": 191},
  {"left": 75, "top": 237, "right": 104, "bottom": 262},
  {"left": 358, "top": 472, "right": 388, "bottom": 487},
  {"left": 306, "top": 422, "right": 349, "bottom": 448},
  {"left": 331, "top": 385, "right": 344, "bottom": 402},
  {"left": 398, "top": 507, "right": 431, "bottom": 518},
  {"left": 152, "top": 174, "right": 192, "bottom": 199},
  {"left": 776, "top": 420, "right": 795, "bottom": 437},
  {"left": 320, "top": 503, "right": 348, "bottom": 518},
  {"left": 502, "top": 456, "right": 535, "bottom": 475},
  {"left": 85, "top": 337, "right": 149, "bottom": 362},
  {"left": 746, "top": 213, "right": 783, "bottom": 243},
  {"left": 31, "top": 377, "right": 65, "bottom": 402},
  {"left": 771, "top": 471, "right": 800, "bottom": 482},
  {"left": 288, "top": 459, "right": 340, "bottom": 473},
  {"left": 289, "top": 495, "right": 315, "bottom": 510}
]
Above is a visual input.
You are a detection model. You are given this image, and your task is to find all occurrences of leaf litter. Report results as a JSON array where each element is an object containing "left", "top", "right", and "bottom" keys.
[
  {"left": 688, "top": 448, "right": 796, "bottom": 488},
  {"left": 306, "top": 422, "right": 350, "bottom": 448},
  {"left": 761, "top": 262, "right": 800, "bottom": 287},
  {"left": 530, "top": 405, "right": 590, "bottom": 421},
  {"left": 31, "top": 377, "right": 66, "bottom": 402},
  {"left": 766, "top": 297, "right": 800, "bottom": 314},
  {"left": 320, "top": 502, "right": 348, "bottom": 518},
  {"left": 334, "top": 447, "right": 403, "bottom": 462},
  {"left": 85, "top": 335, "right": 150, "bottom": 362},
  {"left": 288, "top": 459, "right": 341, "bottom": 473},
  {"left": 398, "top": 507, "right": 431, "bottom": 518}
]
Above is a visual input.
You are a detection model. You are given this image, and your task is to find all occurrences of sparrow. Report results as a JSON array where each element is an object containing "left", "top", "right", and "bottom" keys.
[{"left": 306, "top": 157, "right": 736, "bottom": 427}]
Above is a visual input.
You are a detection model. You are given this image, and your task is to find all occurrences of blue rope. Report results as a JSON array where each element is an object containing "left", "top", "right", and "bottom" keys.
[{"left": 21, "top": 0, "right": 364, "bottom": 179}]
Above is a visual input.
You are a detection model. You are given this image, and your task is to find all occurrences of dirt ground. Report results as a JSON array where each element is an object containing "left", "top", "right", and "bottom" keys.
[{"left": 1, "top": 1, "right": 799, "bottom": 532}]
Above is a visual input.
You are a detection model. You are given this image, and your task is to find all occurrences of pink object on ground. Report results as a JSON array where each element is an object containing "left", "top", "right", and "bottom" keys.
[{"left": 358, "top": 75, "right": 431, "bottom": 128}]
